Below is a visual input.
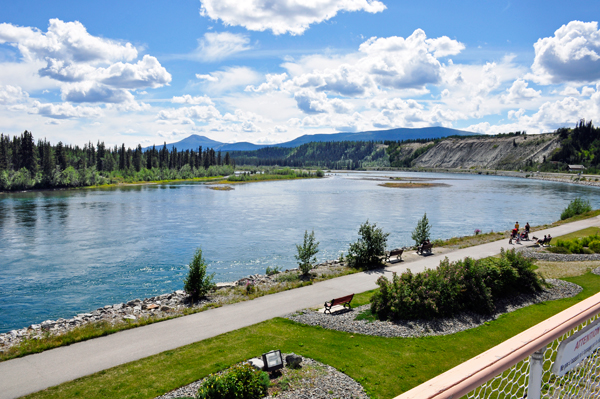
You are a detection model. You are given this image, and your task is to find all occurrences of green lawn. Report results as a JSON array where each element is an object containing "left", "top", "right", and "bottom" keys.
[
  {"left": 25, "top": 273, "right": 600, "bottom": 399},
  {"left": 553, "top": 226, "right": 600, "bottom": 241}
]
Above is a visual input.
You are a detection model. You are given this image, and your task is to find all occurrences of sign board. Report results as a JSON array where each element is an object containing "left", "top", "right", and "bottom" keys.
[{"left": 552, "top": 318, "right": 600, "bottom": 376}]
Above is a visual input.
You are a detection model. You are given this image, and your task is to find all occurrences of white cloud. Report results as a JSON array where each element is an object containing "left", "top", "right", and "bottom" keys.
[
  {"left": 171, "top": 94, "right": 214, "bottom": 105},
  {"left": 157, "top": 105, "right": 222, "bottom": 124},
  {"left": 293, "top": 88, "right": 353, "bottom": 114},
  {"left": 530, "top": 20, "right": 600, "bottom": 84},
  {"left": 0, "top": 19, "right": 137, "bottom": 64},
  {"left": 61, "top": 81, "right": 134, "bottom": 103},
  {"left": 30, "top": 100, "right": 103, "bottom": 119},
  {"left": 0, "top": 84, "right": 29, "bottom": 104},
  {"left": 196, "top": 32, "right": 251, "bottom": 61},
  {"left": 0, "top": 19, "right": 170, "bottom": 107},
  {"left": 194, "top": 66, "right": 262, "bottom": 94},
  {"left": 246, "top": 73, "right": 288, "bottom": 93},
  {"left": 196, "top": 73, "right": 219, "bottom": 82},
  {"left": 98, "top": 55, "right": 171, "bottom": 89},
  {"left": 199, "top": 0, "right": 386, "bottom": 35},
  {"left": 500, "top": 79, "right": 541, "bottom": 103}
]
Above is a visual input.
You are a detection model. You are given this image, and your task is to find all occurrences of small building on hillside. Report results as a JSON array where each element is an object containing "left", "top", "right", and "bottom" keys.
[{"left": 568, "top": 164, "right": 586, "bottom": 172}]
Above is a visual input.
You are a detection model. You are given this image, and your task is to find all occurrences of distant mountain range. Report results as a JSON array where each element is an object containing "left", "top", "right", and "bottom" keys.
[{"left": 145, "top": 126, "right": 476, "bottom": 152}]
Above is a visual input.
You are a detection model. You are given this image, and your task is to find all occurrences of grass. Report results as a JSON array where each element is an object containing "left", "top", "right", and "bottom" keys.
[
  {"left": 83, "top": 175, "right": 225, "bottom": 189},
  {"left": 552, "top": 226, "right": 600, "bottom": 241},
  {"left": 23, "top": 273, "right": 600, "bottom": 399}
]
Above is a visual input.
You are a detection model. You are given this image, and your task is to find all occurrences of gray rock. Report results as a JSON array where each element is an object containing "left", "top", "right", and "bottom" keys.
[
  {"left": 113, "top": 303, "right": 123, "bottom": 310},
  {"left": 247, "top": 358, "right": 265, "bottom": 370},
  {"left": 123, "top": 315, "right": 136, "bottom": 320},
  {"left": 285, "top": 354, "right": 302, "bottom": 369}
]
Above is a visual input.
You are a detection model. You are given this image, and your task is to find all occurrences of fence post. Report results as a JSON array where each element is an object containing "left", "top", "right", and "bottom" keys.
[{"left": 527, "top": 345, "right": 547, "bottom": 399}]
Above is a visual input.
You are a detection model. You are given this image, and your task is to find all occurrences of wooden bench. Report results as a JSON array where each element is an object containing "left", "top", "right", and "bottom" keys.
[
  {"left": 324, "top": 294, "right": 354, "bottom": 314},
  {"left": 386, "top": 248, "right": 404, "bottom": 263},
  {"left": 417, "top": 243, "right": 433, "bottom": 255}
]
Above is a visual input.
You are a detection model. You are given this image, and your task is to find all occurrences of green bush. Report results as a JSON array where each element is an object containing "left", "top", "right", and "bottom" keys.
[
  {"left": 347, "top": 220, "right": 390, "bottom": 269},
  {"left": 561, "top": 198, "right": 592, "bottom": 220},
  {"left": 196, "top": 363, "right": 269, "bottom": 399},
  {"left": 184, "top": 248, "right": 215, "bottom": 301},
  {"left": 589, "top": 240, "right": 600, "bottom": 253},
  {"left": 295, "top": 230, "right": 319, "bottom": 276},
  {"left": 370, "top": 249, "right": 544, "bottom": 320}
]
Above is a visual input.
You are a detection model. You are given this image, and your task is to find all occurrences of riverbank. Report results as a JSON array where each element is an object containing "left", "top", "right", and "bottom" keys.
[
  {"left": 0, "top": 259, "right": 353, "bottom": 360},
  {"left": 373, "top": 167, "right": 600, "bottom": 188}
]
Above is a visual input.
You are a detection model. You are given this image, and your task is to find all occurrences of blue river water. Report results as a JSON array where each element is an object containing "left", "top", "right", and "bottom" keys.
[{"left": 1, "top": 171, "right": 599, "bottom": 333}]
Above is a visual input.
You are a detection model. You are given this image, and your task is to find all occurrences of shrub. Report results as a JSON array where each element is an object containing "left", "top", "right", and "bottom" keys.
[
  {"left": 561, "top": 198, "right": 592, "bottom": 220},
  {"left": 184, "top": 248, "right": 215, "bottom": 301},
  {"left": 265, "top": 266, "right": 281, "bottom": 276},
  {"left": 347, "top": 221, "right": 390, "bottom": 269},
  {"left": 589, "top": 240, "right": 600, "bottom": 253},
  {"left": 295, "top": 230, "right": 319, "bottom": 276},
  {"left": 196, "top": 363, "right": 269, "bottom": 399},
  {"left": 370, "top": 249, "right": 543, "bottom": 320},
  {"left": 411, "top": 213, "right": 431, "bottom": 246},
  {"left": 316, "top": 169, "right": 324, "bottom": 177}
]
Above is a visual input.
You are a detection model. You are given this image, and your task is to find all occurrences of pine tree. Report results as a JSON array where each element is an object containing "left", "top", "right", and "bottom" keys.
[
  {"left": 55, "top": 141, "right": 67, "bottom": 170},
  {"left": 411, "top": 213, "right": 431, "bottom": 246},
  {"left": 0, "top": 134, "right": 8, "bottom": 171}
]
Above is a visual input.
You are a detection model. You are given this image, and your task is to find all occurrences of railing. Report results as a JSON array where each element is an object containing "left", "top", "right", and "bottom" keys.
[{"left": 396, "top": 292, "right": 600, "bottom": 399}]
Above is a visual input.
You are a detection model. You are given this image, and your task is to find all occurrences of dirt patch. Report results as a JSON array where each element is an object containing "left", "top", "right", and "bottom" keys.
[
  {"left": 379, "top": 182, "right": 450, "bottom": 188},
  {"left": 534, "top": 260, "right": 600, "bottom": 279},
  {"left": 208, "top": 185, "right": 234, "bottom": 191}
]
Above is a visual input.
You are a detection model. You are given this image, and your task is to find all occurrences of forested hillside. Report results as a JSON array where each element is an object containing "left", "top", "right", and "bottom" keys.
[
  {"left": 0, "top": 133, "right": 233, "bottom": 191},
  {"left": 229, "top": 141, "right": 388, "bottom": 169},
  {"left": 549, "top": 120, "right": 600, "bottom": 171}
]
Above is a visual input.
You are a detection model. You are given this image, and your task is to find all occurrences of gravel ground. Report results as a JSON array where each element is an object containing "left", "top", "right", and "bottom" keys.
[
  {"left": 156, "top": 354, "right": 369, "bottom": 399},
  {"left": 518, "top": 247, "right": 600, "bottom": 262},
  {"left": 286, "top": 279, "right": 582, "bottom": 338}
]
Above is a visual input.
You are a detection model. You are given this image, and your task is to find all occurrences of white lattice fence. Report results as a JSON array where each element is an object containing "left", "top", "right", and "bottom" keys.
[
  {"left": 396, "top": 292, "right": 600, "bottom": 399},
  {"left": 468, "top": 314, "right": 600, "bottom": 399}
]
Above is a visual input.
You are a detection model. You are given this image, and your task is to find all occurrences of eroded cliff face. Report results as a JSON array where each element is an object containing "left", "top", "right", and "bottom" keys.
[{"left": 412, "top": 133, "right": 560, "bottom": 169}]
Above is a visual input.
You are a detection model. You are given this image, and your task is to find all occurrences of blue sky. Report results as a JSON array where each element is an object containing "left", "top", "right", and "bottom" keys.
[{"left": 1, "top": 0, "right": 599, "bottom": 147}]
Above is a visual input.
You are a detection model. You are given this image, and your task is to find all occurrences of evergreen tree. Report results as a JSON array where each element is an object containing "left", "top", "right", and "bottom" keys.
[
  {"left": 20, "top": 131, "right": 38, "bottom": 174},
  {"left": 119, "top": 144, "right": 126, "bottom": 170},
  {"left": 411, "top": 213, "right": 431, "bottom": 246},
  {"left": 97, "top": 141, "right": 105, "bottom": 171},
  {"left": 0, "top": 134, "right": 8, "bottom": 171},
  {"left": 55, "top": 141, "right": 67, "bottom": 170}
]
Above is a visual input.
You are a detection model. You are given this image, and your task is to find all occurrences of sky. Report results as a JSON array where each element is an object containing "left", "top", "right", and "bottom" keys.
[{"left": 0, "top": 0, "right": 599, "bottom": 148}]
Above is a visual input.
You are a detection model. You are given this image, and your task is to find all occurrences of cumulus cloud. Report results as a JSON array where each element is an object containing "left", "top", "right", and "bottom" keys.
[
  {"left": 199, "top": 0, "right": 386, "bottom": 35},
  {"left": 294, "top": 89, "right": 353, "bottom": 114},
  {"left": 30, "top": 100, "right": 103, "bottom": 119},
  {"left": 172, "top": 95, "right": 214, "bottom": 105},
  {"left": 0, "top": 19, "right": 137, "bottom": 63},
  {"left": 500, "top": 79, "right": 541, "bottom": 103},
  {"left": 0, "top": 19, "right": 171, "bottom": 108},
  {"left": 530, "top": 20, "right": 600, "bottom": 84},
  {"left": 0, "top": 84, "right": 29, "bottom": 104},
  {"left": 196, "top": 32, "right": 251, "bottom": 61},
  {"left": 357, "top": 30, "right": 463, "bottom": 89},
  {"left": 246, "top": 73, "right": 288, "bottom": 92},
  {"left": 61, "top": 82, "right": 134, "bottom": 103},
  {"left": 157, "top": 105, "right": 222, "bottom": 124}
]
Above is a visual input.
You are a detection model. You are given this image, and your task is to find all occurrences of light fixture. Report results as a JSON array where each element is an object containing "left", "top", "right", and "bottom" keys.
[{"left": 262, "top": 350, "right": 283, "bottom": 372}]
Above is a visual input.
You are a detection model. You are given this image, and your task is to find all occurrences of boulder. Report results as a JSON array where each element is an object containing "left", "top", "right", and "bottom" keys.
[
  {"left": 160, "top": 306, "right": 172, "bottom": 312},
  {"left": 123, "top": 315, "right": 136, "bottom": 320},
  {"left": 145, "top": 304, "right": 159, "bottom": 310},
  {"left": 248, "top": 358, "right": 265, "bottom": 370},
  {"left": 286, "top": 354, "right": 302, "bottom": 369}
]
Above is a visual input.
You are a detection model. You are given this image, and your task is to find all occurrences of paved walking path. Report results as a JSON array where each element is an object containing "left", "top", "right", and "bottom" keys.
[{"left": 2, "top": 217, "right": 600, "bottom": 399}]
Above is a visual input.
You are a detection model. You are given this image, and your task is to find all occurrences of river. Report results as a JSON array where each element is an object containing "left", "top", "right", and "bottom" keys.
[{"left": 1, "top": 171, "right": 599, "bottom": 332}]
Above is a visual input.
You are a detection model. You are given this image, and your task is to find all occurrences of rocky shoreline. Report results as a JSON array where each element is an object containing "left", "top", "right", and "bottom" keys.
[{"left": 0, "top": 260, "right": 347, "bottom": 353}]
